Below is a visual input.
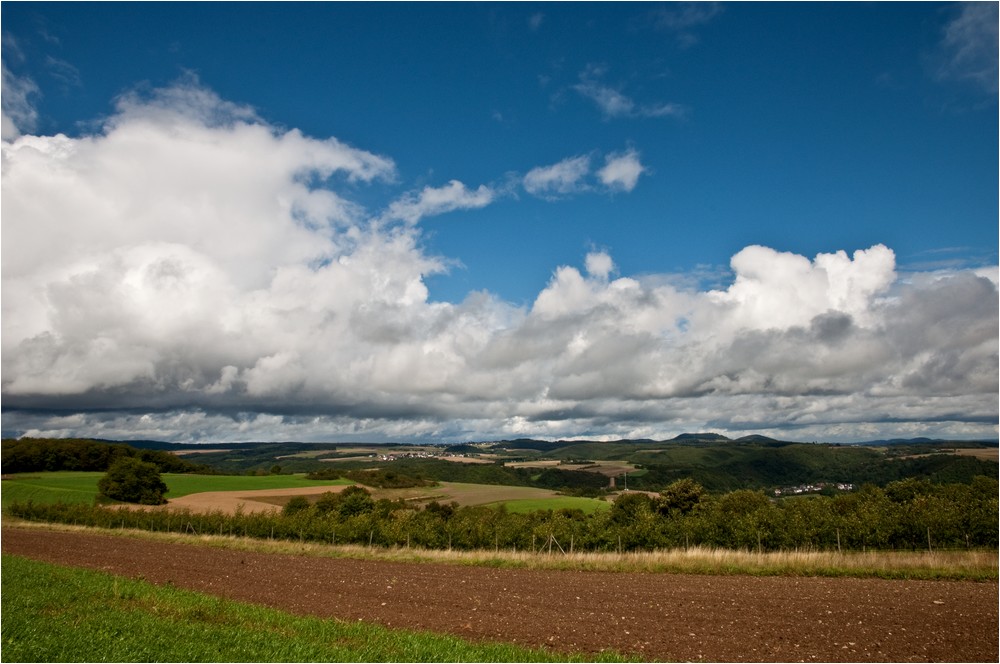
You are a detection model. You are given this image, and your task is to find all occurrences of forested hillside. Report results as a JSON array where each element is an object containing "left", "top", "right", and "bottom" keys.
[{"left": 1, "top": 438, "right": 209, "bottom": 474}]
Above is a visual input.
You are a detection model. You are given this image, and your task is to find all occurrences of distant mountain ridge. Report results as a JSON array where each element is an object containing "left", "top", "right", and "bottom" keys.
[{"left": 103, "top": 435, "right": 999, "bottom": 450}]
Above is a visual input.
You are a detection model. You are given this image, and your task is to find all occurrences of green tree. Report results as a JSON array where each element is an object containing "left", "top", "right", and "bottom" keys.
[
  {"left": 282, "top": 496, "right": 311, "bottom": 516},
  {"left": 658, "top": 479, "right": 706, "bottom": 516},
  {"left": 97, "top": 457, "right": 168, "bottom": 505}
]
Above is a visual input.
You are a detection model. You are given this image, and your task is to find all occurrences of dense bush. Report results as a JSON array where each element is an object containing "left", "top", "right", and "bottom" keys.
[{"left": 97, "top": 458, "right": 168, "bottom": 505}]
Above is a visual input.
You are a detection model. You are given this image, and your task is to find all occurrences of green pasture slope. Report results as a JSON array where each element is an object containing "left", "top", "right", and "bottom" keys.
[
  {"left": 1, "top": 472, "right": 352, "bottom": 510},
  {"left": 1, "top": 472, "right": 105, "bottom": 509},
  {"left": 1, "top": 555, "right": 628, "bottom": 663},
  {"left": 496, "top": 496, "right": 612, "bottom": 514}
]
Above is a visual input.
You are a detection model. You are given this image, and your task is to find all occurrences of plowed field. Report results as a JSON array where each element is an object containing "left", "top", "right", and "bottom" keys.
[{"left": 3, "top": 526, "right": 996, "bottom": 662}]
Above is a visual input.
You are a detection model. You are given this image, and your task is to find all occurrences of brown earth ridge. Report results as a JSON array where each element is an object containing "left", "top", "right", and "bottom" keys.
[{"left": 3, "top": 526, "right": 997, "bottom": 662}]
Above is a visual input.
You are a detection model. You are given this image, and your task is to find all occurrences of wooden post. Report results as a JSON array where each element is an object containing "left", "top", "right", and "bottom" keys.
[
  {"left": 836, "top": 529, "right": 842, "bottom": 554},
  {"left": 927, "top": 527, "right": 932, "bottom": 553}
]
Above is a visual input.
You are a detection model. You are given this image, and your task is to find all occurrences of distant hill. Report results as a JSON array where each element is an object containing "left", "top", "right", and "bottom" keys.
[
  {"left": 855, "top": 438, "right": 998, "bottom": 447},
  {"left": 670, "top": 433, "right": 731, "bottom": 442}
]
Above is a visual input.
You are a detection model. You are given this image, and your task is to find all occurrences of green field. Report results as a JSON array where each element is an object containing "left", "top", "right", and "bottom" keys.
[
  {"left": 1, "top": 472, "right": 352, "bottom": 509},
  {"left": 1, "top": 554, "right": 626, "bottom": 662},
  {"left": 494, "top": 496, "right": 612, "bottom": 514},
  {"left": 1, "top": 473, "right": 603, "bottom": 513},
  {"left": 1, "top": 472, "right": 106, "bottom": 508}
]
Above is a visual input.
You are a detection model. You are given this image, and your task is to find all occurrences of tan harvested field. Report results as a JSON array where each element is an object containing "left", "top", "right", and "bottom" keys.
[
  {"left": 571, "top": 460, "right": 637, "bottom": 476},
  {"left": 952, "top": 447, "right": 999, "bottom": 461},
  {"left": 155, "top": 482, "right": 566, "bottom": 515},
  {"left": 505, "top": 459, "right": 561, "bottom": 468},
  {"left": 171, "top": 448, "right": 228, "bottom": 455},
  {"left": 274, "top": 449, "right": 343, "bottom": 459},
  {"left": 440, "top": 455, "right": 496, "bottom": 464},
  {"left": 319, "top": 455, "right": 378, "bottom": 462},
  {"left": 165, "top": 485, "right": 353, "bottom": 514},
  {"left": 505, "top": 459, "right": 636, "bottom": 477},
  {"left": 3, "top": 526, "right": 997, "bottom": 662}
]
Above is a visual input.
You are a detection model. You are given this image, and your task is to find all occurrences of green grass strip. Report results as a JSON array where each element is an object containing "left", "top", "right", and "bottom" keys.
[{"left": 1, "top": 554, "right": 631, "bottom": 663}]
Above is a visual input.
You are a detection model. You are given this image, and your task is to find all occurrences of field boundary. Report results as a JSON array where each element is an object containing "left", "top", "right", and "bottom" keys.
[{"left": 4, "top": 520, "right": 996, "bottom": 581}]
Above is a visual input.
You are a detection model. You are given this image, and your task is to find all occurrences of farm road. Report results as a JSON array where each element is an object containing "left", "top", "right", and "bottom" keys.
[{"left": 3, "top": 526, "right": 997, "bottom": 662}]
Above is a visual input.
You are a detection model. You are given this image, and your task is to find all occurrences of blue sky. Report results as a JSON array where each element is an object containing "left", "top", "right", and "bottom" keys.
[{"left": 2, "top": 2, "right": 997, "bottom": 443}]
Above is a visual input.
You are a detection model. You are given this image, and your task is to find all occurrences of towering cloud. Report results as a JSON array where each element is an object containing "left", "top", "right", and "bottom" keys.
[{"left": 2, "top": 80, "right": 996, "bottom": 443}]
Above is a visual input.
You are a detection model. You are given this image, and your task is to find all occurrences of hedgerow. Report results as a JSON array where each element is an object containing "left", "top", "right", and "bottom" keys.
[{"left": 8, "top": 476, "right": 997, "bottom": 553}]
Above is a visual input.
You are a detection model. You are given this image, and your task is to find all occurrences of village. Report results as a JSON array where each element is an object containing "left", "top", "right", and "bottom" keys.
[{"left": 773, "top": 482, "right": 855, "bottom": 496}]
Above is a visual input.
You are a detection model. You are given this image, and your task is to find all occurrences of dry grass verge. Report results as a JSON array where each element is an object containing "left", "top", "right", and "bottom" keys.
[{"left": 6, "top": 519, "right": 996, "bottom": 581}]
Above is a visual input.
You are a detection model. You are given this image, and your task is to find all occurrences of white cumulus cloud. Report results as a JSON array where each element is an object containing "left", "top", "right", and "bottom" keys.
[
  {"left": 383, "top": 180, "right": 495, "bottom": 225},
  {"left": 2, "top": 80, "right": 995, "bottom": 444},
  {"left": 523, "top": 155, "right": 591, "bottom": 198},
  {"left": 597, "top": 148, "right": 646, "bottom": 192}
]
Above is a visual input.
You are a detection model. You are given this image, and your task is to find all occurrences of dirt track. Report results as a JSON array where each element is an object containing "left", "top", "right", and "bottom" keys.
[{"left": 3, "top": 526, "right": 997, "bottom": 662}]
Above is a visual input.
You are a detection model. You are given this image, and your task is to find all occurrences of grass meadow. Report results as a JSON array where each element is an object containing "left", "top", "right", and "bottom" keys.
[
  {"left": 495, "top": 496, "right": 612, "bottom": 514},
  {"left": 1, "top": 472, "right": 354, "bottom": 509},
  {"left": 1, "top": 473, "right": 610, "bottom": 512},
  {"left": 1, "top": 554, "right": 629, "bottom": 663},
  {"left": 1, "top": 472, "right": 106, "bottom": 509}
]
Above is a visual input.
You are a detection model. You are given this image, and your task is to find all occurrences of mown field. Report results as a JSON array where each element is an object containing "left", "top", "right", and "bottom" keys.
[
  {"left": 0, "top": 472, "right": 352, "bottom": 510},
  {"left": 1, "top": 473, "right": 610, "bottom": 514},
  {"left": 1, "top": 553, "right": 627, "bottom": 663}
]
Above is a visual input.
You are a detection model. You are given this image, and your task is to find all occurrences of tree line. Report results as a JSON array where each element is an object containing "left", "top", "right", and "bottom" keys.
[
  {"left": 1, "top": 438, "right": 210, "bottom": 475},
  {"left": 10, "top": 476, "right": 997, "bottom": 553}
]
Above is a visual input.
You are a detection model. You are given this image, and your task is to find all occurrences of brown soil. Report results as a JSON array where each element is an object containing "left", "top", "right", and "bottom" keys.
[
  {"left": 164, "top": 485, "right": 350, "bottom": 514},
  {"left": 3, "top": 526, "right": 997, "bottom": 662}
]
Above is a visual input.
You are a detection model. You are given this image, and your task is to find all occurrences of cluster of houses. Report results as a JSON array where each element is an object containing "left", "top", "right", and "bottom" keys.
[
  {"left": 773, "top": 482, "right": 855, "bottom": 496},
  {"left": 372, "top": 450, "right": 465, "bottom": 462}
]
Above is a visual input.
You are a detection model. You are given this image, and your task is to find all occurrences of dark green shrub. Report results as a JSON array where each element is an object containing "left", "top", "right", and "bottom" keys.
[
  {"left": 282, "top": 496, "right": 311, "bottom": 516},
  {"left": 97, "top": 458, "right": 168, "bottom": 505}
]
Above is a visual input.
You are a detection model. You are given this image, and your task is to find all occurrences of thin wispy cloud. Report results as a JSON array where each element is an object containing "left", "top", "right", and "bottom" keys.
[
  {"left": 650, "top": 1, "right": 723, "bottom": 47},
  {"left": 574, "top": 67, "right": 686, "bottom": 120},
  {"left": 1, "top": 61, "right": 40, "bottom": 139},
  {"left": 934, "top": 2, "right": 999, "bottom": 94}
]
